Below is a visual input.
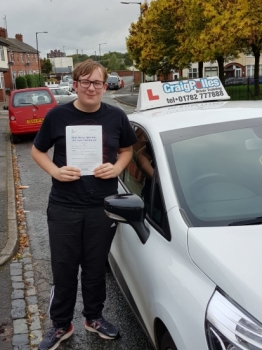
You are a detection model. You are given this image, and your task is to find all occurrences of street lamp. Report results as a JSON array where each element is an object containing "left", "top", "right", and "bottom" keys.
[
  {"left": 99, "top": 43, "right": 107, "bottom": 63},
  {"left": 120, "top": 2, "right": 143, "bottom": 15},
  {"left": 63, "top": 46, "right": 66, "bottom": 55},
  {"left": 36, "top": 31, "right": 48, "bottom": 86}
]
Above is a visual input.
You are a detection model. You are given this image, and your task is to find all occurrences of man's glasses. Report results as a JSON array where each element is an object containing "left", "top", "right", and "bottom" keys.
[{"left": 78, "top": 80, "right": 105, "bottom": 89}]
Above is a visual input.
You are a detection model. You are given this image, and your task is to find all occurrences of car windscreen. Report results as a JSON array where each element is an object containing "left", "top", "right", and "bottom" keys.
[
  {"left": 162, "top": 118, "right": 262, "bottom": 227},
  {"left": 13, "top": 90, "right": 53, "bottom": 106},
  {"left": 107, "top": 77, "right": 118, "bottom": 83}
]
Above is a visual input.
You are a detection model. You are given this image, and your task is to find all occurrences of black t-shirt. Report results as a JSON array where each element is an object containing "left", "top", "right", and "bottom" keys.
[{"left": 34, "top": 101, "right": 137, "bottom": 207}]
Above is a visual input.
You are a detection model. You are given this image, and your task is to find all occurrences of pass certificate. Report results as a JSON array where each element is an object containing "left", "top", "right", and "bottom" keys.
[{"left": 66, "top": 125, "right": 103, "bottom": 176}]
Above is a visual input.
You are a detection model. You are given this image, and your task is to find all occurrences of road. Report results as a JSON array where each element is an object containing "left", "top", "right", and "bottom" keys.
[{"left": 13, "top": 84, "right": 154, "bottom": 350}]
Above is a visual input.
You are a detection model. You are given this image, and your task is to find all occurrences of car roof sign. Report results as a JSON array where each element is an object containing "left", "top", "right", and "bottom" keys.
[{"left": 136, "top": 76, "right": 230, "bottom": 111}]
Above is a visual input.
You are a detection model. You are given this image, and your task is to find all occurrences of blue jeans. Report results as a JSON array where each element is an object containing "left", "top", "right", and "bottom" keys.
[{"left": 47, "top": 202, "right": 117, "bottom": 325}]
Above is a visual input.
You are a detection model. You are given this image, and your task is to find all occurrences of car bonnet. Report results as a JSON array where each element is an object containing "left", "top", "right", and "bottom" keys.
[{"left": 188, "top": 226, "right": 262, "bottom": 323}]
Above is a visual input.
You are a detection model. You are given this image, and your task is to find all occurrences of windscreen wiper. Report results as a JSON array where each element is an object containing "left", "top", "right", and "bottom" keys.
[
  {"left": 20, "top": 102, "right": 38, "bottom": 109},
  {"left": 228, "top": 217, "right": 262, "bottom": 226}
]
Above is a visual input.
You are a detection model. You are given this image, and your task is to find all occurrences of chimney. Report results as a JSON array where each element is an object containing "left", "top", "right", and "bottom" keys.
[
  {"left": 15, "top": 34, "right": 23, "bottom": 42},
  {"left": 0, "top": 27, "right": 7, "bottom": 38}
]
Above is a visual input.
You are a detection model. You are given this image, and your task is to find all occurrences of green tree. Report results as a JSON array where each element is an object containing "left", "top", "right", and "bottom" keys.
[
  {"left": 41, "top": 58, "right": 53, "bottom": 75},
  {"left": 68, "top": 54, "right": 89, "bottom": 65},
  {"left": 108, "top": 54, "right": 119, "bottom": 71},
  {"left": 16, "top": 76, "right": 27, "bottom": 89},
  {"left": 231, "top": 0, "right": 262, "bottom": 96},
  {"left": 126, "top": 0, "right": 181, "bottom": 78}
]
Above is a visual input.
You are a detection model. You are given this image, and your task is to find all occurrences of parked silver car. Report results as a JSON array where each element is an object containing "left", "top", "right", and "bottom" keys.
[{"left": 48, "top": 87, "right": 77, "bottom": 105}]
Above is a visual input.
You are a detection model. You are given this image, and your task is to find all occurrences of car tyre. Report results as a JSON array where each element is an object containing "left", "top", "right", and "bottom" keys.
[
  {"left": 11, "top": 134, "right": 20, "bottom": 144},
  {"left": 160, "top": 331, "right": 177, "bottom": 350}
]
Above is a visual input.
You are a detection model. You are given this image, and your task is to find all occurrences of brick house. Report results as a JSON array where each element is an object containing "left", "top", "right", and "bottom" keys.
[{"left": 0, "top": 27, "right": 39, "bottom": 95}]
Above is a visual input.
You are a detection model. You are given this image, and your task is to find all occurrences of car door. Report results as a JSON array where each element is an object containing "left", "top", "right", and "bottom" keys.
[{"left": 110, "top": 126, "right": 171, "bottom": 341}]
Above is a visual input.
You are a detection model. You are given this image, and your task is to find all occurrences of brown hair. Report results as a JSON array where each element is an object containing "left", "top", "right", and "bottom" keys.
[{"left": 72, "top": 60, "right": 108, "bottom": 82}]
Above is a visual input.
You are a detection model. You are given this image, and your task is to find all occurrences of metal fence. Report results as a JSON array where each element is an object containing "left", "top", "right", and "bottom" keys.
[{"left": 225, "top": 77, "right": 262, "bottom": 101}]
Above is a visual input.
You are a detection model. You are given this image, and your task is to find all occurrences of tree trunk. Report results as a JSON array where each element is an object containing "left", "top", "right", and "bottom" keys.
[
  {"left": 216, "top": 56, "right": 225, "bottom": 86},
  {"left": 252, "top": 44, "right": 260, "bottom": 97},
  {"left": 198, "top": 62, "right": 203, "bottom": 78}
]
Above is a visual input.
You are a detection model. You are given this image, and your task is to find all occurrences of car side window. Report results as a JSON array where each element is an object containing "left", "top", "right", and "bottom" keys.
[{"left": 120, "top": 126, "right": 170, "bottom": 240}]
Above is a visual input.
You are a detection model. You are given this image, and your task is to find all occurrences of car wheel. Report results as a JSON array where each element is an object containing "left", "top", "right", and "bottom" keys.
[
  {"left": 11, "top": 134, "right": 20, "bottom": 144},
  {"left": 160, "top": 331, "right": 177, "bottom": 350}
]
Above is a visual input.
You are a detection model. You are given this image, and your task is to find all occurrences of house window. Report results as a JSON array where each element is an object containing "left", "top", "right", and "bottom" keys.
[
  {"left": 205, "top": 66, "right": 218, "bottom": 77},
  {"left": 189, "top": 68, "right": 198, "bottom": 78},
  {"left": 0, "top": 72, "right": 4, "bottom": 88},
  {"left": 10, "top": 52, "right": 14, "bottom": 62},
  {"left": 21, "top": 54, "right": 24, "bottom": 62},
  {"left": 0, "top": 46, "right": 5, "bottom": 61},
  {"left": 246, "top": 65, "right": 254, "bottom": 77},
  {"left": 17, "top": 53, "right": 19, "bottom": 62}
]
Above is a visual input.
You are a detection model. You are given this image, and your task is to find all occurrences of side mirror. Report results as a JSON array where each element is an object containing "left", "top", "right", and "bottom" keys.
[{"left": 104, "top": 193, "right": 150, "bottom": 244}]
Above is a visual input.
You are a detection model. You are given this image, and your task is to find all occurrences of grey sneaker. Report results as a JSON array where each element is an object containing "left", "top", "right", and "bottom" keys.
[
  {"left": 38, "top": 323, "right": 74, "bottom": 350},
  {"left": 85, "top": 317, "right": 119, "bottom": 339}
]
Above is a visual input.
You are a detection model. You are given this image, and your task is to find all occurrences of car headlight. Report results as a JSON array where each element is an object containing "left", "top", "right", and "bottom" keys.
[{"left": 206, "top": 291, "right": 262, "bottom": 350}]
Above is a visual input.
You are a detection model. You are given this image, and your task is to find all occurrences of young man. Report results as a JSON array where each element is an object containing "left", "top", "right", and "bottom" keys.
[{"left": 32, "top": 60, "right": 137, "bottom": 350}]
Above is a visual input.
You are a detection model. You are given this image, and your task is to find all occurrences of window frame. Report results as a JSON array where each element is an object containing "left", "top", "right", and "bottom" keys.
[
  {"left": 119, "top": 123, "right": 171, "bottom": 241},
  {"left": 0, "top": 46, "right": 5, "bottom": 61}
]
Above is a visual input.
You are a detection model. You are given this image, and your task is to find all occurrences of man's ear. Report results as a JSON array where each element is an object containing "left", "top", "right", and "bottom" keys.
[{"left": 73, "top": 81, "right": 78, "bottom": 91}]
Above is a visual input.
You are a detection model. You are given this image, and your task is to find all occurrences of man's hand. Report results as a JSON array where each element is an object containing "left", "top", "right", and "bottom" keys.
[
  {"left": 93, "top": 163, "right": 120, "bottom": 179},
  {"left": 52, "top": 166, "right": 81, "bottom": 182}
]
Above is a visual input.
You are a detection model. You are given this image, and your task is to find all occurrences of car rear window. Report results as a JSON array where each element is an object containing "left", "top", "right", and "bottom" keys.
[
  {"left": 13, "top": 90, "right": 53, "bottom": 106},
  {"left": 107, "top": 77, "right": 118, "bottom": 83}
]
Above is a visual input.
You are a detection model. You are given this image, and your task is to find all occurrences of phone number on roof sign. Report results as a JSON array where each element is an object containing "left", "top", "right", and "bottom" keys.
[{"left": 166, "top": 90, "right": 224, "bottom": 104}]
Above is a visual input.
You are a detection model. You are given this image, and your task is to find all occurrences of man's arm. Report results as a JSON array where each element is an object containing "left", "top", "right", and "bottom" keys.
[
  {"left": 31, "top": 145, "right": 81, "bottom": 182},
  {"left": 93, "top": 146, "right": 133, "bottom": 179}
]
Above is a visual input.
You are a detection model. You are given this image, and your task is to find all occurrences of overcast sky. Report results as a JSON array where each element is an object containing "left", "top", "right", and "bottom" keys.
[{"left": 1, "top": 0, "right": 146, "bottom": 58}]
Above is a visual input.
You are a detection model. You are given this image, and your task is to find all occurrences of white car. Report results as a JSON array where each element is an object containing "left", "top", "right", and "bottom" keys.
[
  {"left": 104, "top": 77, "right": 262, "bottom": 350},
  {"left": 48, "top": 87, "right": 77, "bottom": 105},
  {"left": 58, "top": 81, "right": 71, "bottom": 91}
]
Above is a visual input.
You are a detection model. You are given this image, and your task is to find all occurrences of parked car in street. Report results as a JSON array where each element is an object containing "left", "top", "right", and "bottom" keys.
[
  {"left": 67, "top": 78, "right": 74, "bottom": 91},
  {"left": 8, "top": 87, "right": 57, "bottom": 143},
  {"left": 48, "top": 87, "right": 77, "bottom": 105},
  {"left": 104, "top": 77, "right": 262, "bottom": 350},
  {"left": 249, "top": 76, "right": 262, "bottom": 84},
  {"left": 107, "top": 75, "right": 121, "bottom": 90},
  {"left": 110, "top": 72, "right": 119, "bottom": 76},
  {"left": 58, "top": 81, "right": 71, "bottom": 91},
  {"left": 225, "top": 77, "right": 248, "bottom": 85}
]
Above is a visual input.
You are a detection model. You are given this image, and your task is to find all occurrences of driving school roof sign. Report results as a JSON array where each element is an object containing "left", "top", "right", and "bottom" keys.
[{"left": 136, "top": 76, "right": 230, "bottom": 111}]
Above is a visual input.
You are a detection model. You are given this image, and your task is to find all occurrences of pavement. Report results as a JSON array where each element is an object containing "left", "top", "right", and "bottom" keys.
[
  {"left": 112, "top": 90, "right": 138, "bottom": 107},
  {"left": 0, "top": 89, "right": 138, "bottom": 349}
]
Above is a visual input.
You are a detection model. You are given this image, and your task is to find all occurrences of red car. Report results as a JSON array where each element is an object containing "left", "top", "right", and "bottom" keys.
[{"left": 8, "top": 87, "right": 57, "bottom": 143}]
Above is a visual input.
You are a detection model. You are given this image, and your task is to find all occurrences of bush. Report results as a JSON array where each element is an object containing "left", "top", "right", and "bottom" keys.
[
  {"left": 15, "top": 74, "right": 45, "bottom": 89},
  {"left": 16, "top": 76, "right": 27, "bottom": 89},
  {"left": 25, "top": 74, "right": 34, "bottom": 88}
]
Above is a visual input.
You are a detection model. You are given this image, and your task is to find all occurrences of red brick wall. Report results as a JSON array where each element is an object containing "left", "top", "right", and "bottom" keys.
[
  {"left": 4, "top": 52, "right": 39, "bottom": 90},
  {"left": 0, "top": 88, "right": 6, "bottom": 102},
  {"left": 112, "top": 70, "right": 134, "bottom": 77}
]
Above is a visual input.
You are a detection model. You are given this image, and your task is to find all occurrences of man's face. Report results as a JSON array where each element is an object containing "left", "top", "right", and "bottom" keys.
[{"left": 73, "top": 68, "right": 108, "bottom": 110}]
